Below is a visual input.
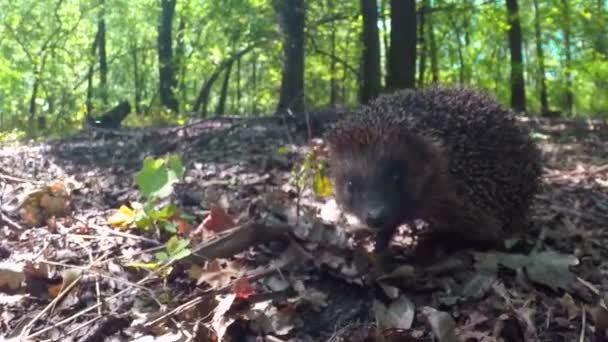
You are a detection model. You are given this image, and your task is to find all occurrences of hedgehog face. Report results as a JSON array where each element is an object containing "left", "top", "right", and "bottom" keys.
[{"left": 331, "top": 150, "right": 430, "bottom": 230}]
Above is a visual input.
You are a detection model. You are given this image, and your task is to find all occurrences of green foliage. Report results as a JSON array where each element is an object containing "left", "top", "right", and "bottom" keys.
[
  {"left": 135, "top": 154, "right": 185, "bottom": 200},
  {"left": 289, "top": 147, "right": 333, "bottom": 198},
  {"left": 155, "top": 235, "right": 191, "bottom": 262},
  {"left": 130, "top": 154, "right": 193, "bottom": 265},
  {"left": 0, "top": 0, "right": 606, "bottom": 137}
]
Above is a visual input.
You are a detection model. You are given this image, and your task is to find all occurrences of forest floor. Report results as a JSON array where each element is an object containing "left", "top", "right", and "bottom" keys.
[{"left": 0, "top": 115, "right": 607, "bottom": 342}]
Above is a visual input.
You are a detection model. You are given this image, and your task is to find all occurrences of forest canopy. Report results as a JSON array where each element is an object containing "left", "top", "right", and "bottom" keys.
[{"left": 0, "top": 0, "right": 606, "bottom": 137}]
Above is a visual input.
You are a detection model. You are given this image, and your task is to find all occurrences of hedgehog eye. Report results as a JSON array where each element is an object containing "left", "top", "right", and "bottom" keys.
[
  {"left": 392, "top": 172, "right": 401, "bottom": 184},
  {"left": 346, "top": 180, "right": 354, "bottom": 193}
]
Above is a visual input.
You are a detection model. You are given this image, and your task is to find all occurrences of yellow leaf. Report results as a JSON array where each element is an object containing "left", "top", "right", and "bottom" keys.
[
  {"left": 107, "top": 205, "right": 136, "bottom": 228},
  {"left": 126, "top": 262, "right": 159, "bottom": 270}
]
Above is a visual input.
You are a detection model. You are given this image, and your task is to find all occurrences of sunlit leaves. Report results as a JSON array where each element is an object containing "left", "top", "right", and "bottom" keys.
[{"left": 134, "top": 154, "right": 185, "bottom": 200}]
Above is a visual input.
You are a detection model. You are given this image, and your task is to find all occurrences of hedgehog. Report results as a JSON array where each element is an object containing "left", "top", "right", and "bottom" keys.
[{"left": 324, "top": 86, "right": 542, "bottom": 259}]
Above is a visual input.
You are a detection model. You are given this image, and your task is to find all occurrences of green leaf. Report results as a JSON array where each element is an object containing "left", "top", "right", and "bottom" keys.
[
  {"left": 312, "top": 168, "right": 333, "bottom": 197},
  {"left": 164, "top": 221, "right": 177, "bottom": 233},
  {"left": 134, "top": 155, "right": 185, "bottom": 200}
]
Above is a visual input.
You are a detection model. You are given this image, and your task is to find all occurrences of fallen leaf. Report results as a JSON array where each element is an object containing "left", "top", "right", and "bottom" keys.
[
  {"left": 190, "top": 260, "right": 242, "bottom": 289},
  {"left": 211, "top": 293, "right": 237, "bottom": 340},
  {"left": 0, "top": 264, "right": 25, "bottom": 291},
  {"left": 473, "top": 250, "right": 579, "bottom": 292},
  {"left": 558, "top": 293, "right": 580, "bottom": 320},
  {"left": 232, "top": 277, "right": 255, "bottom": 299},
  {"left": 421, "top": 306, "right": 459, "bottom": 342},
  {"left": 373, "top": 295, "right": 415, "bottom": 331},
  {"left": 108, "top": 205, "right": 136, "bottom": 229},
  {"left": 202, "top": 206, "right": 235, "bottom": 233}
]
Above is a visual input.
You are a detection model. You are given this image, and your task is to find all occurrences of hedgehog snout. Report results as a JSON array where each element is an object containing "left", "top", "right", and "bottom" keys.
[{"left": 365, "top": 205, "right": 390, "bottom": 228}]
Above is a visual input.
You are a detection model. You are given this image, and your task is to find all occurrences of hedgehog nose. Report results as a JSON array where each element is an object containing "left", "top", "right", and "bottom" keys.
[{"left": 365, "top": 207, "right": 388, "bottom": 228}]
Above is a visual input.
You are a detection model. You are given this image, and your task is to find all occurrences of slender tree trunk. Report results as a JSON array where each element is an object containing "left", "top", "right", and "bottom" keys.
[
  {"left": 236, "top": 55, "right": 241, "bottom": 114},
  {"left": 380, "top": 0, "right": 390, "bottom": 86},
  {"left": 215, "top": 60, "right": 233, "bottom": 116},
  {"left": 418, "top": 3, "right": 427, "bottom": 88},
  {"left": 132, "top": 45, "right": 142, "bottom": 113},
  {"left": 360, "top": 0, "right": 381, "bottom": 103},
  {"left": 86, "top": 65, "right": 94, "bottom": 114},
  {"left": 506, "top": 0, "right": 526, "bottom": 112},
  {"left": 176, "top": 17, "right": 187, "bottom": 109},
  {"left": 273, "top": 0, "right": 306, "bottom": 115},
  {"left": 98, "top": 0, "right": 108, "bottom": 105},
  {"left": 157, "top": 0, "right": 179, "bottom": 112},
  {"left": 561, "top": 0, "right": 574, "bottom": 115},
  {"left": 428, "top": 3, "right": 439, "bottom": 83},
  {"left": 387, "top": 0, "right": 416, "bottom": 90},
  {"left": 532, "top": 0, "right": 549, "bottom": 115},
  {"left": 455, "top": 25, "right": 465, "bottom": 84},
  {"left": 328, "top": 0, "right": 337, "bottom": 108},
  {"left": 251, "top": 54, "right": 257, "bottom": 115}
]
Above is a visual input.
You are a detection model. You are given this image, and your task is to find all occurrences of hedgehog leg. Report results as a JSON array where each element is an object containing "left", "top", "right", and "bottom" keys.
[
  {"left": 370, "top": 227, "right": 397, "bottom": 274},
  {"left": 424, "top": 196, "right": 505, "bottom": 250}
]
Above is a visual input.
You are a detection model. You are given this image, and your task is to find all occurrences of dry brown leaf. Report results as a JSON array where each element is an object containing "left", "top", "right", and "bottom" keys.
[
  {"left": 190, "top": 260, "right": 243, "bottom": 289},
  {"left": 202, "top": 206, "right": 236, "bottom": 233},
  {"left": 0, "top": 264, "right": 25, "bottom": 291}
]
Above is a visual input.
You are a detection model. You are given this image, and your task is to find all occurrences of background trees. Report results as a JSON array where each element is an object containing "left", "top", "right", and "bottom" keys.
[{"left": 0, "top": 0, "right": 606, "bottom": 133}]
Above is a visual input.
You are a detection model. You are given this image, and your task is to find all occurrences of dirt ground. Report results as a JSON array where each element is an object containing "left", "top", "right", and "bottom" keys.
[{"left": 0, "top": 115, "right": 607, "bottom": 342}]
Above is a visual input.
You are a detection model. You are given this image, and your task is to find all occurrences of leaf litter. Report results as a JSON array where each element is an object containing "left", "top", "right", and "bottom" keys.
[{"left": 0, "top": 116, "right": 606, "bottom": 341}]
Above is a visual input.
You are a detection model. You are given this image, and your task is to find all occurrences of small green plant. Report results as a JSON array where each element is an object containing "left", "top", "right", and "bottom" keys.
[
  {"left": 288, "top": 146, "right": 333, "bottom": 198},
  {"left": 132, "top": 154, "right": 193, "bottom": 263}
]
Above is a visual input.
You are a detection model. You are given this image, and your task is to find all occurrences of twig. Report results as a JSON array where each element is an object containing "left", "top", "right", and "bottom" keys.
[
  {"left": 0, "top": 211, "right": 23, "bottom": 230},
  {"left": 19, "top": 272, "right": 84, "bottom": 340},
  {"left": 25, "top": 253, "right": 180, "bottom": 340},
  {"left": 86, "top": 221, "right": 160, "bottom": 245},
  {"left": 0, "top": 172, "right": 40, "bottom": 184},
  {"left": 579, "top": 303, "right": 586, "bottom": 342},
  {"left": 549, "top": 204, "right": 607, "bottom": 224}
]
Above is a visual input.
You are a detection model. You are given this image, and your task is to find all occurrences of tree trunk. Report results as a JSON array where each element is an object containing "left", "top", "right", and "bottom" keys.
[
  {"left": 561, "top": 0, "right": 574, "bottom": 116},
  {"left": 273, "top": 0, "right": 306, "bottom": 115},
  {"left": 251, "top": 54, "right": 258, "bottom": 115},
  {"left": 176, "top": 17, "right": 187, "bottom": 108},
  {"left": 532, "top": 0, "right": 549, "bottom": 116},
  {"left": 193, "top": 45, "right": 257, "bottom": 116},
  {"left": 387, "top": 0, "right": 416, "bottom": 90},
  {"left": 380, "top": 0, "right": 390, "bottom": 86},
  {"left": 418, "top": 3, "right": 427, "bottom": 88},
  {"left": 328, "top": 0, "right": 337, "bottom": 108},
  {"left": 98, "top": 0, "right": 108, "bottom": 105},
  {"left": 360, "top": 0, "right": 382, "bottom": 103},
  {"left": 506, "top": 0, "right": 526, "bottom": 112},
  {"left": 215, "top": 59, "right": 233, "bottom": 116},
  {"left": 236, "top": 55, "right": 241, "bottom": 114},
  {"left": 428, "top": 3, "right": 439, "bottom": 83},
  {"left": 131, "top": 45, "right": 142, "bottom": 113},
  {"left": 157, "top": 0, "right": 179, "bottom": 112}
]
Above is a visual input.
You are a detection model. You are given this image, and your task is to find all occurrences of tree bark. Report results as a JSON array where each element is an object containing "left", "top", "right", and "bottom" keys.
[
  {"left": 98, "top": 0, "right": 108, "bottom": 105},
  {"left": 387, "top": 0, "right": 416, "bottom": 91},
  {"left": 428, "top": 3, "right": 439, "bottom": 83},
  {"left": 215, "top": 59, "right": 233, "bottom": 116},
  {"left": 131, "top": 45, "right": 142, "bottom": 113},
  {"left": 418, "top": 3, "right": 427, "bottom": 87},
  {"left": 328, "top": 0, "right": 338, "bottom": 108},
  {"left": 360, "top": 0, "right": 382, "bottom": 103},
  {"left": 506, "top": 0, "right": 526, "bottom": 112},
  {"left": 236, "top": 55, "right": 241, "bottom": 114},
  {"left": 561, "top": 0, "right": 574, "bottom": 115},
  {"left": 273, "top": 0, "right": 306, "bottom": 115},
  {"left": 532, "top": 0, "right": 549, "bottom": 116},
  {"left": 157, "top": 0, "right": 179, "bottom": 112},
  {"left": 193, "top": 45, "right": 257, "bottom": 116},
  {"left": 251, "top": 54, "right": 258, "bottom": 115},
  {"left": 380, "top": 0, "right": 390, "bottom": 86}
]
